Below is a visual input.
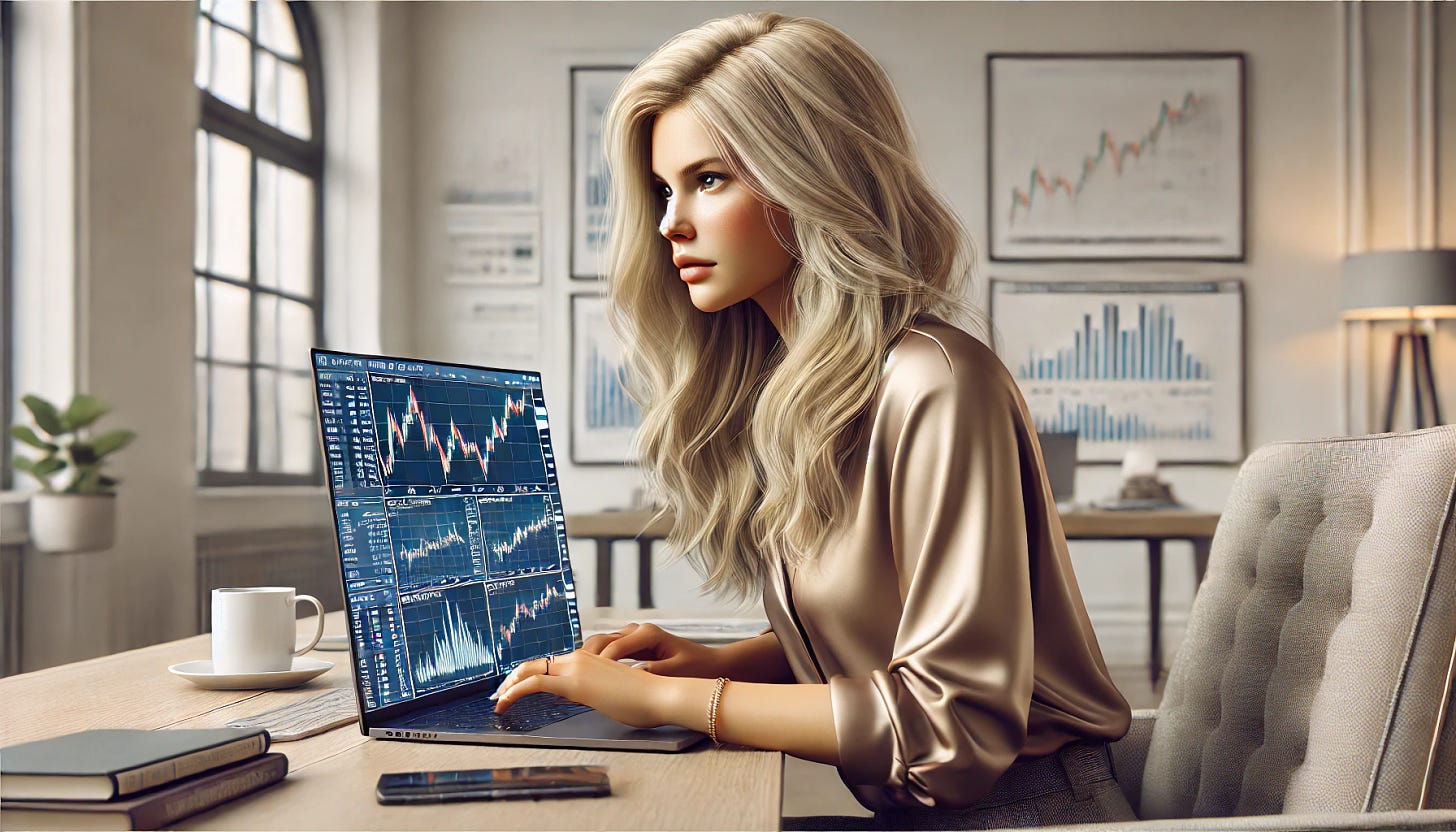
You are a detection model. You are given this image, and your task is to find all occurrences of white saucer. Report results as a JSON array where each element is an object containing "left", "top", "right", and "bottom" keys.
[{"left": 169, "top": 657, "right": 334, "bottom": 690}]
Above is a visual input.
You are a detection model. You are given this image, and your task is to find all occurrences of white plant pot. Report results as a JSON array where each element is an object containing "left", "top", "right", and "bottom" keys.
[{"left": 29, "top": 493, "right": 118, "bottom": 554}]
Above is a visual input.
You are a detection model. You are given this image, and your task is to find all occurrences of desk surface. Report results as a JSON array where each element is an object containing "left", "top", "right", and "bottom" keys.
[
  {"left": 567, "top": 508, "right": 1220, "bottom": 540},
  {"left": 0, "top": 611, "right": 781, "bottom": 831}
]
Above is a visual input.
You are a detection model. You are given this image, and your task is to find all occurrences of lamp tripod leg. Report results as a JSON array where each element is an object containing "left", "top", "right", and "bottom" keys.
[
  {"left": 1383, "top": 333, "right": 1407, "bottom": 433},
  {"left": 1413, "top": 332, "right": 1442, "bottom": 427}
]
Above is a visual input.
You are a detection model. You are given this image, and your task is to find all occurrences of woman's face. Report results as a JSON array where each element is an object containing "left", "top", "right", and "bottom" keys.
[{"left": 650, "top": 105, "right": 797, "bottom": 323}]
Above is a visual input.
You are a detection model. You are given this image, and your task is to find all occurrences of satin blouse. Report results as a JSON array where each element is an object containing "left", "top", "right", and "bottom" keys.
[{"left": 759, "top": 313, "right": 1131, "bottom": 812}]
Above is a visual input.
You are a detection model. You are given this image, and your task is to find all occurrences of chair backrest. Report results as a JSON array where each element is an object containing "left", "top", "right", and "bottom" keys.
[{"left": 1139, "top": 425, "right": 1456, "bottom": 819}]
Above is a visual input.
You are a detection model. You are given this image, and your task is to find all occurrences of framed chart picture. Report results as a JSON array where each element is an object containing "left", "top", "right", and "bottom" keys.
[
  {"left": 570, "top": 293, "right": 640, "bottom": 464},
  {"left": 989, "top": 279, "right": 1244, "bottom": 463},
  {"left": 570, "top": 66, "right": 633, "bottom": 280},
  {"left": 987, "top": 53, "right": 1245, "bottom": 261}
]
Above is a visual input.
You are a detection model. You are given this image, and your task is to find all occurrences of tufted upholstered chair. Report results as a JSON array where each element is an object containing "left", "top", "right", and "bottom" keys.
[{"left": 1056, "top": 425, "right": 1456, "bottom": 831}]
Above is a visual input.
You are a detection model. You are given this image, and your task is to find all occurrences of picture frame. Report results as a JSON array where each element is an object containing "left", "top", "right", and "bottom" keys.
[
  {"left": 570, "top": 66, "right": 634, "bottom": 280},
  {"left": 989, "top": 278, "right": 1245, "bottom": 463},
  {"left": 569, "top": 293, "right": 640, "bottom": 465},
  {"left": 987, "top": 53, "right": 1245, "bottom": 262}
]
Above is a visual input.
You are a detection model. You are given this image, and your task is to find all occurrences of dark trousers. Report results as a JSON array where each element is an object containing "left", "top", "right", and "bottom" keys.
[{"left": 783, "top": 740, "right": 1136, "bottom": 830}]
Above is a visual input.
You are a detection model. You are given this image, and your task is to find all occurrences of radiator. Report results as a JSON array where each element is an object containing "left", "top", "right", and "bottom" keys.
[{"left": 195, "top": 527, "right": 343, "bottom": 633}]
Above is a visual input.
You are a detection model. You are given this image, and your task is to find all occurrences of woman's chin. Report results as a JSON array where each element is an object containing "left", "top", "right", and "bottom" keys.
[{"left": 686, "top": 284, "right": 737, "bottom": 314}]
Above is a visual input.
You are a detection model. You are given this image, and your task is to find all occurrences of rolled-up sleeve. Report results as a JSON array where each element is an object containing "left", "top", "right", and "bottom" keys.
[{"left": 828, "top": 358, "right": 1035, "bottom": 810}]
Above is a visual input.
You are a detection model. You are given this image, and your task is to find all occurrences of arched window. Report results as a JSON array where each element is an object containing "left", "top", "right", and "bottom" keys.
[{"left": 195, "top": 0, "right": 324, "bottom": 486}]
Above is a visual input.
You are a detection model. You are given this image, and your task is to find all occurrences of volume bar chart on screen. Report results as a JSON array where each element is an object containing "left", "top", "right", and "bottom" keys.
[
  {"left": 402, "top": 585, "right": 499, "bottom": 690},
  {"left": 371, "top": 374, "right": 546, "bottom": 489}
]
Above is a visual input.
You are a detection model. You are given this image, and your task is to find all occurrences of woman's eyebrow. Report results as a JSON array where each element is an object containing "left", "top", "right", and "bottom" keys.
[{"left": 650, "top": 157, "right": 727, "bottom": 182}]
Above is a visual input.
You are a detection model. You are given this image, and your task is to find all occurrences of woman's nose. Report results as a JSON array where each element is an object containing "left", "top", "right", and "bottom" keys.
[{"left": 659, "top": 200, "right": 692, "bottom": 240}]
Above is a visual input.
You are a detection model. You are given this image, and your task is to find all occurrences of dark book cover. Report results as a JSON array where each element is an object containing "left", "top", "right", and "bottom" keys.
[
  {"left": 0, "top": 727, "right": 270, "bottom": 801},
  {"left": 0, "top": 752, "right": 288, "bottom": 831}
]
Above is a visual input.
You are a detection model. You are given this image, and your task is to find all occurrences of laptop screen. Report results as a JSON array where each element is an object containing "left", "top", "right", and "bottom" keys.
[{"left": 311, "top": 349, "right": 583, "bottom": 713}]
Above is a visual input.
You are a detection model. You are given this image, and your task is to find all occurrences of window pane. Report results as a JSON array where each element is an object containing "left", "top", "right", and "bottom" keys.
[
  {"left": 210, "top": 364, "right": 250, "bottom": 472},
  {"left": 209, "top": 133, "right": 251, "bottom": 280},
  {"left": 256, "top": 50, "right": 278, "bottom": 128},
  {"left": 256, "top": 159, "right": 277, "bottom": 289},
  {"left": 210, "top": 0, "right": 249, "bottom": 34},
  {"left": 211, "top": 279, "right": 251, "bottom": 363},
  {"left": 194, "top": 129, "right": 209, "bottom": 271},
  {"left": 195, "top": 277, "right": 209, "bottom": 357},
  {"left": 195, "top": 361, "right": 210, "bottom": 471},
  {"left": 280, "top": 372, "right": 316, "bottom": 474},
  {"left": 278, "top": 298, "right": 315, "bottom": 370},
  {"left": 277, "top": 60, "right": 310, "bottom": 140},
  {"left": 277, "top": 166, "right": 314, "bottom": 296},
  {"left": 199, "top": 0, "right": 214, "bottom": 15},
  {"left": 257, "top": 366, "right": 280, "bottom": 471},
  {"left": 257, "top": 0, "right": 300, "bottom": 60},
  {"left": 211, "top": 23, "right": 251, "bottom": 112},
  {"left": 256, "top": 292, "right": 278, "bottom": 366},
  {"left": 195, "top": 17, "right": 212, "bottom": 89}
]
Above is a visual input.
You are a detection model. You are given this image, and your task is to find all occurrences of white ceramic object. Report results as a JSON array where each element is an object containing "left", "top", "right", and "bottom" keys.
[
  {"left": 168, "top": 657, "right": 334, "bottom": 690},
  {"left": 28, "top": 493, "right": 117, "bottom": 553},
  {"left": 211, "top": 587, "right": 326, "bottom": 674}
]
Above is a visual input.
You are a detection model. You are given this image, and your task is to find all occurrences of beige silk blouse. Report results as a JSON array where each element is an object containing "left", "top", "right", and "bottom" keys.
[{"left": 759, "top": 313, "right": 1131, "bottom": 812}]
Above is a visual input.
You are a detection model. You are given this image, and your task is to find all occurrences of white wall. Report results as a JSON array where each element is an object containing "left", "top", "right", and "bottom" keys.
[{"left": 5, "top": 1, "right": 1453, "bottom": 669}]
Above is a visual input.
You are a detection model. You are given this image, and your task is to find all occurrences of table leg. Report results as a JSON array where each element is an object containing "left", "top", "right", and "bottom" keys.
[
  {"left": 1192, "top": 538, "right": 1211, "bottom": 590},
  {"left": 637, "top": 539, "right": 655, "bottom": 609},
  {"left": 1148, "top": 540, "right": 1163, "bottom": 688},
  {"left": 595, "top": 539, "right": 613, "bottom": 607}
]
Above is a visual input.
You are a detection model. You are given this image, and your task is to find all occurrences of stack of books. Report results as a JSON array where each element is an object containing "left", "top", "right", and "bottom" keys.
[{"left": 0, "top": 727, "right": 286, "bottom": 830}]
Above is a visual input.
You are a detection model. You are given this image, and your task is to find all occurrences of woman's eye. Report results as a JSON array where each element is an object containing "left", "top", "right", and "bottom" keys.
[{"left": 699, "top": 173, "right": 724, "bottom": 189}]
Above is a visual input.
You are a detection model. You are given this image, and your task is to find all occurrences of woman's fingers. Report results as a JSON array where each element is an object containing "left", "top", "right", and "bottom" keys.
[{"left": 597, "top": 624, "right": 663, "bottom": 662}]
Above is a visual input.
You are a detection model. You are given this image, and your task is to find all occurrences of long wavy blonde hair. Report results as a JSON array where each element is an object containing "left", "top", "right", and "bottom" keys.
[{"left": 601, "top": 11, "right": 986, "bottom": 604}]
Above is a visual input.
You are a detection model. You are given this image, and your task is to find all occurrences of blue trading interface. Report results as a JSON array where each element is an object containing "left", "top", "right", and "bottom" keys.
[{"left": 313, "top": 351, "right": 582, "bottom": 712}]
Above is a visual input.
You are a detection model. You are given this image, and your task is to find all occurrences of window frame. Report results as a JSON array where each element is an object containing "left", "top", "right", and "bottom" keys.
[
  {"left": 195, "top": 0, "right": 326, "bottom": 487},
  {"left": 1, "top": 0, "right": 13, "bottom": 492}
]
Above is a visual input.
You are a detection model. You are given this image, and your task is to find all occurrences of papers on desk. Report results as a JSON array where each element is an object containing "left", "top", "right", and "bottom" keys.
[{"left": 583, "top": 617, "right": 769, "bottom": 646}]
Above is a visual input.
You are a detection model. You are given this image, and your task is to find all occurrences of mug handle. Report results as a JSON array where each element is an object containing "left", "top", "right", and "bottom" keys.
[{"left": 293, "top": 594, "right": 326, "bottom": 656}]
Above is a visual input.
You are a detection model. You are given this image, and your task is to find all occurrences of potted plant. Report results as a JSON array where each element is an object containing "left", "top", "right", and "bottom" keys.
[{"left": 9, "top": 393, "right": 136, "bottom": 553}]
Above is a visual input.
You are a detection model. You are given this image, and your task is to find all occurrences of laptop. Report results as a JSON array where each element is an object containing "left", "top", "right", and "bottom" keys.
[
  {"left": 1037, "top": 431, "right": 1078, "bottom": 513},
  {"left": 310, "top": 348, "right": 704, "bottom": 752}
]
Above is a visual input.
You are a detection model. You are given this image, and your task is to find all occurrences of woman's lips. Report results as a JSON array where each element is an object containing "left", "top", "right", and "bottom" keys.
[{"left": 680, "top": 265, "right": 713, "bottom": 283}]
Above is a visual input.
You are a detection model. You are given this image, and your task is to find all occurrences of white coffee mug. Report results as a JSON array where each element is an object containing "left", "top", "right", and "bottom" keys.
[{"left": 211, "top": 587, "right": 326, "bottom": 674}]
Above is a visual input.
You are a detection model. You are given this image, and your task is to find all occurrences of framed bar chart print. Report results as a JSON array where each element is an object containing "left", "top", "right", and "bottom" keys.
[
  {"left": 990, "top": 279, "right": 1244, "bottom": 463},
  {"left": 570, "top": 293, "right": 640, "bottom": 464},
  {"left": 571, "top": 66, "right": 633, "bottom": 280},
  {"left": 987, "top": 53, "right": 1245, "bottom": 261}
]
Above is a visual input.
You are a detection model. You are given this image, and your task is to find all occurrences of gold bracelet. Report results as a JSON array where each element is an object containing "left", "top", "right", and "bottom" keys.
[{"left": 707, "top": 677, "right": 729, "bottom": 746}]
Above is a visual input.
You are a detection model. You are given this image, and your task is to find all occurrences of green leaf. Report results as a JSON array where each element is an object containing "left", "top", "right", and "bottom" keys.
[
  {"left": 98, "top": 475, "right": 120, "bottom": 489},
  {"left": 8, "top": 425, "right": 58, "bottom": 452},
  {"left": 70, "top": 443, "right": 99, "bottom": 467},
  {"left": 89, "top": 429, "right": 136, "bottom": 458},
  {"left": 32, "top": 458, "right": 67, "bottom": 477},
  {"left": 63, "top": 394, "right": 110, "bottom": 431},
  {"left": 13, "top": 456, "right": 35, "bottom": 473},
  {"left": 22, "top": 395, "right": 65, "bottom": 437}
]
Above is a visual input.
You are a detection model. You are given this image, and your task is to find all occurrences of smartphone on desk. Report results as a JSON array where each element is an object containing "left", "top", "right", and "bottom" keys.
[{"left": 375, "top": 765, "right": 611, "bottom": 804}]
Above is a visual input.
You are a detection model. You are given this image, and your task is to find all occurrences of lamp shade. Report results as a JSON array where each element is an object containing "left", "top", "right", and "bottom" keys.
[{"left": 1341, "top": 249, "right": 1456, "bottom": 320}]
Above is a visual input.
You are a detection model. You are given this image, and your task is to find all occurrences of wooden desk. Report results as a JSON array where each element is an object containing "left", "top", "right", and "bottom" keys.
[
  {"left": 0, "top": 611, "right": 781, "bottom": 830},
  {"left": 566, "top": 509, "right": 1221, "bottom": 686}
]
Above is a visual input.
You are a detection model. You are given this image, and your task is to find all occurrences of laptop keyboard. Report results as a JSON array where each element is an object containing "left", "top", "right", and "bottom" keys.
[{"left": 399, "top": 692, "right": 592, "bottom": 733}]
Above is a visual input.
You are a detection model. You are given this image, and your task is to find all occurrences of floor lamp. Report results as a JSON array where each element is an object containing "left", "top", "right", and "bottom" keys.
[{"left": 1341, "top": 249, "right": 1456, "bottom": 432}]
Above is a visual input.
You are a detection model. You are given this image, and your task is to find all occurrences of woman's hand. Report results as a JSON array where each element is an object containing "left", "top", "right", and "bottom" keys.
[
  {"left": 580, "top": 622, "right": 726, "bottom": 678},
  {"left": 489, "top": 649, "right": 675, "bottom": 729}
]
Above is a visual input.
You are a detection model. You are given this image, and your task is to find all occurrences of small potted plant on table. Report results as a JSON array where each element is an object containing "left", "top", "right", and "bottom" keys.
[{"left": 9, "top": 393, "right": 136, "bottom": 553}]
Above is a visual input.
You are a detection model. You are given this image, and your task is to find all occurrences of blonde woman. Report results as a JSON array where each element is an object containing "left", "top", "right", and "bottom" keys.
[{"left": 492, "top": 12, "right": 1134, "bottom": 828}]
